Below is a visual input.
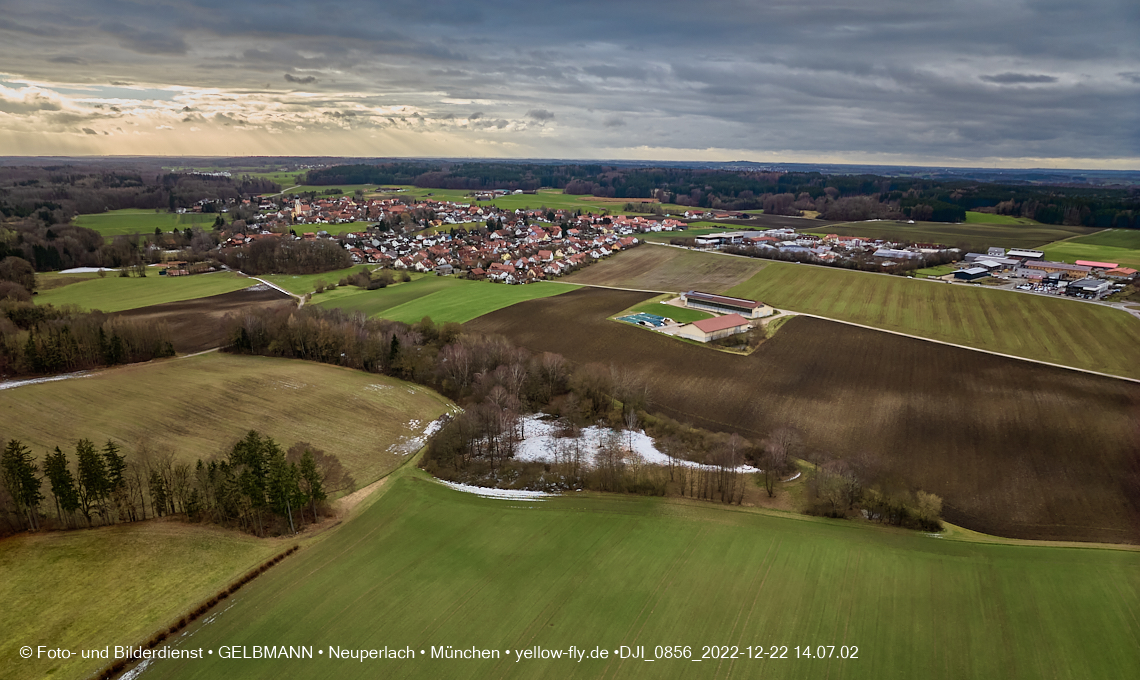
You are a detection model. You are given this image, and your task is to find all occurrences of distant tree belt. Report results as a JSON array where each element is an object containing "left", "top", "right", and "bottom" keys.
[
  {"left": 303, "top": 161, "right": 1138, "bottom": 226},
  {"left": 219, "top": 238, "right": 351, "bottom": 275},
  {"left": 0, "top": 300, "right": 175, "bottom": 377},
  {"left": 0, "top": 432, "right": 347, "bottom": 538}
]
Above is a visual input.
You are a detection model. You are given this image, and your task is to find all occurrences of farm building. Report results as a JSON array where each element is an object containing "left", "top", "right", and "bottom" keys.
[
  {"left": 1104, "top": 267, "right": 1137, "bottom": 280},
  {"left": 1074, "top": 260, "right": 1119, "bottom": 270},
  {"left": 1065, "top": 278, "right": 1111, "bottom": 297},
  {"left": 1007, "top": 249, "right": 1045, "bottom": 260},
  {"left": 954, "top": 267, "right": 990, "bottom": 281},
  {"left": 681, "top": 291, "right": 773, "bottom": 318},
  {"left": 676, "top": 314, "right": 752, "bottom": 343},
  {"left": 1024, "top": 261, "right": 1092, "bottom": 280}
]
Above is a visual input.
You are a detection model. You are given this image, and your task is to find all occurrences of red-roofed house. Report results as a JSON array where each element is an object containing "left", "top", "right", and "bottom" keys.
[{"left": 676, "top": 314, "right": 752, "bottom": 343}]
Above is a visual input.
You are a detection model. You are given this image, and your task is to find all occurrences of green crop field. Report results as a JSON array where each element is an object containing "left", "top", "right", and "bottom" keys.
[
  {"left": 0, "top": 352, "right": 453, "bottom": 484},
  {"left": 0, "top": 521, "right": 285, "bottom": 680},
  {"left": 132, "top": 469, "right": 1140, "bottom": 680},
  {"left": 33, "top": 271, "right": 253, "bottom": 312},
  {"left": 964, "top": 211, "right": 1041, "bottom": 225},
  {"left": 262, "top": 265, "right": 372, "bottom": 296},
  {"left": 1040, "top": 229, "right": 1140, "bottom": 269},
  {"left": 315, "top": 276, "right": 577, "bottom": 324},
  {"left": 73, "top": 209, "right": 218, "bottom": 239},
  {"left": 812, "top": 220, "right": 1094, "bottom": 250},
  {"left": 726, "top": 260, "right": 1140, "bottom": 378}
]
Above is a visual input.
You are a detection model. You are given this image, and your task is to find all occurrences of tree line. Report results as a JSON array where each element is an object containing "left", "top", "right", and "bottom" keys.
[
  {"left": 218, "top": 236, "right": 352, "bottom": 275},
  {"left": 0, "top": 432, "right": 353, "bottom": 538}
]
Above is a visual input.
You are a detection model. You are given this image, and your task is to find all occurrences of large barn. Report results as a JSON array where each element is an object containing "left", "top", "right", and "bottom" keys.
[{"left": 680, "top": 291, "right": 773, "bottom": 318}]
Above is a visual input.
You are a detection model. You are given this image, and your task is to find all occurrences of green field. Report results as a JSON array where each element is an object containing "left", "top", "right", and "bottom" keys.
[
  {"left": 727, "top": 261, "right": 1140, "bottom": 378},
  {"left": 912, "top": 264, "right": 957, "bottom": 279},
  {"left": 0, "top": 352, "right": 453, "bottom": 485},
  {"left": 0, "top": 521, "right": 284, "bottom": 680},
  {"left": 280, "top": 184, "right": 378, "bottom": 197},
  {"left": 34, "top": 271, "right": 252, "bottom": 312},
  {"left": 964, "top": 211, "right": 1041, "bottom": 225},
  {"left": 262, "top": 265, "right": 372, "bottom": 296},
  {"left": 1040, "top": 229, "right": 1140, "bottom": 269},
  {"left": 380, "top": 186, "right": 690, "bottom": 215},
  {"left": 621, "top": 295, "right": 713, "bottom": 323},
  {"left": 135, "top": 468, "right": 1140, "bottom": 680},
  {"left": 73, "top": 209, "right": 218, "bottom": 239},
  {"left": 813, "top": 220, "right": 1095, "bottom": 250},
  {"left": 315, "top": 276, "right": 577, "bottom": 324}
]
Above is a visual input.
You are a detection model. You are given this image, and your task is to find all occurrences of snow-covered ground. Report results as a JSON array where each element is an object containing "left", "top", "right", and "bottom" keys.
[
  {"left": 58, "top": 267, "right": 117, "bottom": 274},
  {"left": 514, "top": 415, "right": 759, "bottom": 473},
  {"left": 0, "top": 371, "right": 94, "bottom": 391},
  {"left": 387, "top": 416, "right": 450, "bottom": 455},
  {"left": 437, "top": 479, "right": 554, "bottom": 500}
]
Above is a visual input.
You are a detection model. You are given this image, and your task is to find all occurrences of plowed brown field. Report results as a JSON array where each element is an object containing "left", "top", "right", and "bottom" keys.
[
  {"left": 113, "top": 286, "right": 293, "bottom": 353},
  {"left": 467, "top": 287, "right": 1140, "bottom": 544},
  {"left": 562, "top": 244, "right": 766, "bottom": 292}
]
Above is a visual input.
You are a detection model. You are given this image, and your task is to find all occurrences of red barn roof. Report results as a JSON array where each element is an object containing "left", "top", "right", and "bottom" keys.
[{"left": 691, "top": 314, "right": 750, "bottom": 334}]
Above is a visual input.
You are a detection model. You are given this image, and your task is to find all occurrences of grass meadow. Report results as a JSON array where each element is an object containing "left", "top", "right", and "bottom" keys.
[
  {"left": 1040, "top": 229, "right": 1140, "bottom": 269},
  {"left": 380, "top": 185, "right": 691, "bottom": 215},
  {"left": 73, "top": 209, "right": 218, "bottom": 239},
  {"left": 33, "top": 271, "right": 253, "bottom": 312},
  {"left": 0, "top": 352, "right": 453, "bottom": 485},
  {"left": 138, "top": 469, "right": 1140, "bottom": 680},
  {"left": 622, "top": 295, "right": 714, "bottom": 323},
  {"left": 0, "top": 521, "right": 285, "bottom": 680},
  {"left": 726, "top": 260, "right": 1140, "bottom": 378},
  {"left": 261, "top": 265, "right": 372, "bottom": 296},
  {"left": 963, "top": 211, "right": 1042, "bottom": 225},
  {"left": 314, "top": 276, "right": 577, "bottom": 324}
]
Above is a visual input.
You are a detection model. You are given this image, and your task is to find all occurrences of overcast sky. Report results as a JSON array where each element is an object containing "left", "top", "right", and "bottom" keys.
[{"left": 1, "top": 0, "right": 1137, "bottom": 167}]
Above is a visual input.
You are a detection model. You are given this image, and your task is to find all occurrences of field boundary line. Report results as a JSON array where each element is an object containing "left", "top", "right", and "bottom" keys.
[
  {"left": 549, "top": 280, "right": 672, "bottom": 295},
  {"left": 782, "top": 311, "right": 1140, "bottom": 384}
]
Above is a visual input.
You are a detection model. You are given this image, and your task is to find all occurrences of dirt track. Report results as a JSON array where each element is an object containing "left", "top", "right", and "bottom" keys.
[
  {"left": 114, "top": 286, "right": 293, "bottom": 354},
  {"left": 467, "top": 287, "right": 1140, "bottom": 544}
]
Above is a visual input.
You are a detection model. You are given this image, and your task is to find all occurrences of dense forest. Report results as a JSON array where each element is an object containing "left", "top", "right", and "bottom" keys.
[
  {"left": 0, "top": 432, "right": 352, "bottom": 537},
  {"left": 307, "top": 162, "right": 1139, "bottom": 227},
  {"left": 0, "top": 299, "right": 176, "bottom": 378}
]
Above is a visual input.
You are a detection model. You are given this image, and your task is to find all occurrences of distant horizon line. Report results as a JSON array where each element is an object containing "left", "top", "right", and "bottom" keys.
[{"left": 0, "top": 154, "right": 1137, "bottom": 174}]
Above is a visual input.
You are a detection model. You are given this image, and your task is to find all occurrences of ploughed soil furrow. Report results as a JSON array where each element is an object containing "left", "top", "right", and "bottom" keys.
[
  {"left": 467, "top": 287, "right": 1140, "bottom": 544},
  {"left": 113, "top": 286, "right": 293, "bottom": 354}
]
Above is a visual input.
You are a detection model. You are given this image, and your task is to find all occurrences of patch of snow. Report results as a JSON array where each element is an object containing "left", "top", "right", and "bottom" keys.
[
  {"left": 120, "top": 659, "right": 152, "bottom": 679},
  {"left": 245, "top": 283, "right": 271, "bottom": 291},
  {"left": 365, "top": 383, "right": 392, "bottom": 392},
  {"left": 387, "top": 415, "right": 449, "bottom": 455},
  {"left": 438, "top": 479, "right": 554, "bottom": 500},
  {"left": 513, "top": 415, "right": 760, "bottom": 473},
  {"left": 783, "top": 471, "right": 802, "bottom": 482},
  {"left": 59, "top": 267, "right": 117, "bottom": 274},
  {"left": 0, "top": 371, "right": 94, "bottom": 391}
]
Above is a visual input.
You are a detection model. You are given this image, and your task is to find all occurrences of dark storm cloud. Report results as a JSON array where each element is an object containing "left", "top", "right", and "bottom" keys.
[
  {"left": 0, "top": 0, "right": 1136, "bottom": 161},
  {"left": 980, "top": 73, "right": 1059, "bottom": 84},
  {"left": 101, "top": 22, "right": 188, "bottom": 55}
]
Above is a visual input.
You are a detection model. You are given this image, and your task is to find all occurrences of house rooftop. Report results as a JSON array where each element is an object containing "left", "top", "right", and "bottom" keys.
[{"left": 691, "top": 313, "right": 751, "bottom": 334}]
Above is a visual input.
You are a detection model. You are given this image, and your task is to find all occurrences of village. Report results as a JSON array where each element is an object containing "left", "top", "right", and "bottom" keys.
[{"left": 200, "top": 193, "right": 694, "bottom": 284}]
